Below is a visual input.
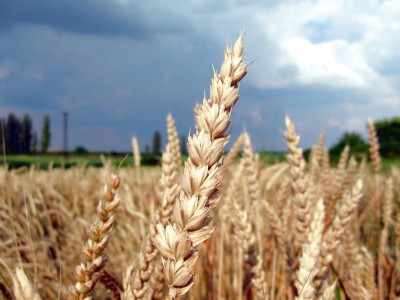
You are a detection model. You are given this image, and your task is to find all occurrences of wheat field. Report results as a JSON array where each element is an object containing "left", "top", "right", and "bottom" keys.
[{"left": 1, "top": 33, "right": 400, "bottom": 300}]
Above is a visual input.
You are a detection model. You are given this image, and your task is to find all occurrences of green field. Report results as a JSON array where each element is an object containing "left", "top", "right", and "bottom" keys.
[
  {"left": 1, "top": 152, "right": 399, "bottom": 171},
  {"left": 0, "top": 152, "right": 283, "bottom": 169},
  {"left": 0, "top": 153, "right": 141, "bottom": 169}
]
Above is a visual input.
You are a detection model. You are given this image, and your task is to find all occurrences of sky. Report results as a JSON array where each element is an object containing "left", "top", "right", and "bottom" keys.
[{"left": 0, "top": 0, "right": 399, "bottom": 152}]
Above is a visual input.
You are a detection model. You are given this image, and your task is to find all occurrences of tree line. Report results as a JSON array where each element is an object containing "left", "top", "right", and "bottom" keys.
[
  {"left": 0, "top": 113, "right": 51, "bottom": 154},
  {"left": 330, "top": 116, "right": 400, "bottom": 158},
  {"left": 1, "top": 113, "right": 398, "bottom": 157}
]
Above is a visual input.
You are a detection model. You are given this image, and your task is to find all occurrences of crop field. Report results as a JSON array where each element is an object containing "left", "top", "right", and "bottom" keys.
[
  {"left": 1, "top": 33, "right": 400, "bottom": 300},
  {"left": 0, "top": 154, "right": 160, "bottom": 170}
]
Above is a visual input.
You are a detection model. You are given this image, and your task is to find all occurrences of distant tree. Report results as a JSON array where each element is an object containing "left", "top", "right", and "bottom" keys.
[
  {"left": 31, "top": 131, "right": 38, "bottom": 153},
  {"left": 74, "top": 145, "right": 89, "bottom": 154},
  {"left": 329, "top": 132, "right": 369, "bottom": 157},
  {"left": 21, "top": 114, "right": 33, "bottom": 153},
  {"left": 180, "top": 135, "right": 188, "bottom": 155},
  {"left": 145, "top": 145, "right": 150, "bottom": 154},
  {"left": 41, "top": 114, "right": 51, "bottom": 153},
  {"left": 6, "top": 114, "right": 22, "bottom": 154},
  {"left": 152, "top": 130, "right": 162, "bottom": 156},
  {"left": 375, "top": 117, "right": 400, "bottom": 157}
]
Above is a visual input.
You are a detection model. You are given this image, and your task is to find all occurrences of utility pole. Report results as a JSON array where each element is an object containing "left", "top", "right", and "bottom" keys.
[{"left": 63, "top": 112, "right": 68, "bottom": 157}]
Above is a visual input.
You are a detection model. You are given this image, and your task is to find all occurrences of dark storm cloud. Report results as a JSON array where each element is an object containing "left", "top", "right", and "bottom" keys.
[
  {"left": 0, "top": 18, "right": 219, "bottom": 151},
  {"left": 0, "top": 0, "right": 191, "bottom": 39}
]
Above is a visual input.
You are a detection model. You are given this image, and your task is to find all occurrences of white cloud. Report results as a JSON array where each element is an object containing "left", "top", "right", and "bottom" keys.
[
  {"left": 209, "top": 0, "right": 400, "bottom": 97},
  {"left": 280, "top": 37, "right": 368, "bottom": 87}
]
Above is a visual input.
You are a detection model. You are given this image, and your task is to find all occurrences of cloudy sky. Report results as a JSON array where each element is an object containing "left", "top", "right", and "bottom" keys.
[{"left": 1, "top": 0, "right": 399, "bottom": 152}]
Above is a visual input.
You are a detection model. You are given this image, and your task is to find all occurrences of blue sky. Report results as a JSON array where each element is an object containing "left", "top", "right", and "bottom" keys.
[{"left": 0, "top": 0, "right": 399, "bottom": 151}]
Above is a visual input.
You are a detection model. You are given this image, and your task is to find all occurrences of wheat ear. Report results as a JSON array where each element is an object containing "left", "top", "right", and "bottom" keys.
[
  {"left": 378, "top": 177, "right": 394, "bottom": 300},
  {"left": 335, "top": 156, "right": 357, "bottom": 199},
  {"left": 382, "top": 177, "right": 393, "bottom": 227},
  {"left": 341, "top": 230, "right": 371, "bottom": 299},
  {"left": 230, "top": 199, "right": 267, "bottom": 299},
  {"left": 230, "top": 134, "right": 268, "bottom": 298},
  {"left": 98, "top": 270, "right": 124, "bottom": 300},
  {"left": 156, "top": 143, "right": 182, "bottom": 226},
  {"left": 359, "top": 246, "right": 376, "bottom": 298},
  {"left": 132, "top": 136, "right": 141, "bottom": 168},
  {"left": 314, "top": 179, "right": 363, "bottom": 292},
  {"left": 132, "top": 237, "right": 158, "bottom": 298},
  {"left": 296, "top": 198, "right": 325, "bottom": 300},
  {"left": 318, "top": 280, "right": 336, "bottom": 300},
  {"left": 131, "top": 143, "right": 181, "bottom": 299},
  {"left": 12, "top": 267, "right": 42, "bottom": 300},
  {"left": 149, "top": 143, "right": 181, "bottom": 299},
  {"left": 222, "top": 133, "right": 244, "bottom": 174},
  {"left": 221, "top": 150, "right": 266, "bottom": 298},
  {"left": 167, "top": 113, "right": 182, "bottom": 172},
  {"left": 149, "top": 261, "right": 165, "bottom": 300},
  {"left": 152, "top": 32, "right": 247, "bottom": 299},
  {"left": 246, "top": 136, "right": 289, "bottom": 260},
  {"left": 368, "top": 119, "right": 381, "bottom": 173},
  {"left": 71, "top": 173, "right": 121, "bottom": 299},
  {"left": 242, "top": 133, "right": 264, "bottom": 252},
  {"left": 309, "top": 132, "right": 325, "bottom": 176},
  {"left": 284, "top": 116, "right": 311, "bottom": 251},
  {"left": 332, "top": 144, "right": 349, "bottom": 199},
  {"left": 321, "top": 148, "right": 331, "bottom": 200}
]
